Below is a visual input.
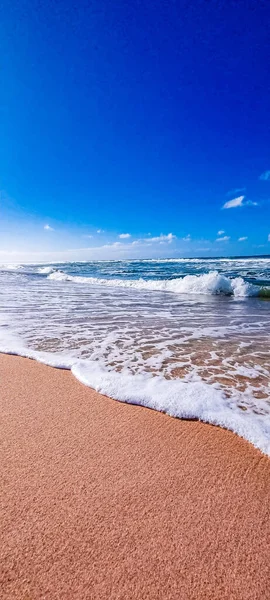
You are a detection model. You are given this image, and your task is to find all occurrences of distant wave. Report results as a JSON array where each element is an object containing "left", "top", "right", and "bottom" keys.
[
  {"left": 48, "top": 270, "right": 266, "bottom": 297},
  {"left": 0, "top": 259, "right": 269, "bottom": 454},
  {"left": 0, "top": 264, "right": 23, "bottom": 271},
  {"left": 38, "top": 266, "right": 55, "bottom": 274},
  {"left": 145, "top": 257, "right": 270, "bottom": 264}
]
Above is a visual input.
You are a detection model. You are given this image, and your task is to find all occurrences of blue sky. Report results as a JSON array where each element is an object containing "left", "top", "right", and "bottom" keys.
[{"left": 1, "top": 0, "right": 270, "bottom": 262}]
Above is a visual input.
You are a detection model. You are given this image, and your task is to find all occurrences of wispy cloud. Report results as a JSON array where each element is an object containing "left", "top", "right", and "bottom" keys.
[
  {"left": 222, "top": 195, "right": 257, "bottom": 209},
  {"left": 66, "top": 241, "right": 129, "bottom": 253},
  {"left": 44, "top": 224, "right": 54, "bottom": 231},
  {"left": 238, "top": 236, "right": 248, "bottom": 242},
  {"left": 259, "top": 170, "right": 270, "bottom": 181},
  {"left": 71, "top": 234, "right": 176, "bottom": 256},
  {"left": 216, "top": 235, "right": 230, "bottom": 242},
  {"left": 182, "top": 234, "right": 191, "bottom": 241},
  {"left": 147, "top": 233, "right": 176, "bottom": 243},
  {"left": 226, "top": 187, "right": 246, "bottom": 196},
  {"left": 217, "top": 230, "right": 225, "bottom": 235},
  {"left": 96, "top": 229, "right": 104, "bottom": 234},
  {"left": 268, "top": 234, "right": 270, "bottom": 242},
  {"left": 222, "top": 195, "right": 245, "bottom": 209},
  {"left": 119, "top": 233, "right": 131, "bottom": 239},
  {"left": 195, "top": 247, "right": 211, "bottom": 252}
]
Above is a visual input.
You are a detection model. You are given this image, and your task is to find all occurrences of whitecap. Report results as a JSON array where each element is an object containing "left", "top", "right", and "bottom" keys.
[{"left": 48, "top": 270, "right": 259, "bottom": 297}]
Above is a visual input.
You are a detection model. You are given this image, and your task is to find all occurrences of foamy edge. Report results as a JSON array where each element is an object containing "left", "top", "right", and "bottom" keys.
[
  {"left": 0, "top": 337, "right": 269, "bottom": 456},
  {"left": 48, "top": 270, "right": 260, "bottom": 297}
]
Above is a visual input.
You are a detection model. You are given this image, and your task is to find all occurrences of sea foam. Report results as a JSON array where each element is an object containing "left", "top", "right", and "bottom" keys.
[
  {"left": 0, "top": 331, "right": 269, "bottom": 455},
  {"left": 72, "top": 360, "right": 270, "bottom": 455},
  {"left": 0, "top": 264, "right": 23, "bottom": 271},
  {"left": 38, "top": 266, "right": 55, "bottom": 274},
  {"left": 48, "top": 270, "right": 258, "bottom": 297},
  {"left": 0, "top": 258, "right": 269, "bottom": 455}
]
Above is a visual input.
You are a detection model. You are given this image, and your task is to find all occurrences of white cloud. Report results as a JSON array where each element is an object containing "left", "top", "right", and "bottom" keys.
[
  {"left": 216, "top": 236, "right": 230, "bottom": 242},
  {"left": 119, "top": 233, "right": 131, "bottom": 239},
  {"left": 74, "top": 233, "right": 176, "bottom": 256},
  {"left": 147, "top": 233, "right": 176, "bottom": 243},
  {"left": 226, "top": 187, "right": 246, "bottom": 196},
  {"left": 96, "top": 229, "right": 104, "bottom": 234},
  {"left": 44, "top": 224, "right": 54, "bottom": 231},
  {"left": 222, "top": 195, "right": 258, "bottom": 209},
  {"left": 259, "top": 171, "right": 270, "bottom": 181},
  {"left": 182, "top": 234, "right": 191, "bottom": 241},
  {"left": 238, "top": 236, "right": 248, "bottom": 242},
  {"left": 217, "top": 230, "right": 225, "bottom": 235},
  {"left": 268, "top": 234, "right": 270, "bottom": 242},
  {"left": 222, "top": 195, "right": 245, "bottom": 209}
]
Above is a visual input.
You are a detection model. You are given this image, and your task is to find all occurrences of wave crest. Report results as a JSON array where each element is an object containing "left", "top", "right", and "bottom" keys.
[
  {"left": 0, "top": 264, "right": 23, "bottom": 271},
  {"left": 48, "top": 270, "right": 259, "bottom": 297},
  {"left": 38, "top": 266, "right": 55, "bottom": 274}
]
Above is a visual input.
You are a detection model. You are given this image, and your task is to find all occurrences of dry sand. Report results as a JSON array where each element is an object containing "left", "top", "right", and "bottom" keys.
[{"left": 0, "top": 353, "right": 269, "bottom": 600}]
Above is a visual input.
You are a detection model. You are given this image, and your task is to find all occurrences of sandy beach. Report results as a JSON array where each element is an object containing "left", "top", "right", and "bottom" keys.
[{"left": 0, "top": 353, "right": 269, "bottom": 600}]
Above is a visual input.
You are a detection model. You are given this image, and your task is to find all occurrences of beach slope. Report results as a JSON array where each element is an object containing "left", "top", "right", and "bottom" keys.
[{"left": 0, "top": 354, "right": 269, "bottom": 599}]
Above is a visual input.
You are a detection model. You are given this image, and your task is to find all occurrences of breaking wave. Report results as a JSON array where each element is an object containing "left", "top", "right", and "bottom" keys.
[
  {"left": 38, "top": 266, "right": 55, "bottom": 274},
  {"left": 48, "top": 270, "right": 262, "bottom": 297},
  {"left": 0, "top": 264, "right": 23, "bottom": 271},
  {"left": 0, "top": 257, "right": 269, "bottom": 455}
]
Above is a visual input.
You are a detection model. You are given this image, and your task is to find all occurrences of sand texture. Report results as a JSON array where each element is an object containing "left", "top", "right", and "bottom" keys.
[{"left": 0, "top": 354, "right": 269, "bottom": 599}]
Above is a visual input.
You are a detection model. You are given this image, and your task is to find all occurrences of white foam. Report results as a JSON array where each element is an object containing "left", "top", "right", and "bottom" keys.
[
  {"left": 0, "top": 336, "right": 269, "bottom": 454},
  {"left": 71, "top": 361, "right": 270, "bottom": 455},
  {"left": 38, "top": 266, "right": 55, "bottom": 274},
  {"left": 0, "top": 335, "right": 74, "bottom": 370},
  {"left": 48, "top": 270, "right": 258, "bottom": 297},
  {"left": 0, "top": 259, "right": 269, "bottom": 456},
  {"left": 147, "top": 257, "right": 270, "bottom": 264},
  {"left": 0, "top": 263, "right": 23, "bottom": 271}
]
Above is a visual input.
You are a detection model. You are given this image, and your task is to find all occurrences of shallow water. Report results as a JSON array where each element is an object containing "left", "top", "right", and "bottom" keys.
[{"left": 0, "top": 257, "right": 269, "bottom": 453}]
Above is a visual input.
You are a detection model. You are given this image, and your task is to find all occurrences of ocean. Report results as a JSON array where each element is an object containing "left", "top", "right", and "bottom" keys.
[{"left": 0, "top": 256, "right": 269, "bottom": 454}]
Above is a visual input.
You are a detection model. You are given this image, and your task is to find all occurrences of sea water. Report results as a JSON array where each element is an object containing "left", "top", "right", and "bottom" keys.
[{"left": 0, "top": 257, "right": 269, "bottom": 453}]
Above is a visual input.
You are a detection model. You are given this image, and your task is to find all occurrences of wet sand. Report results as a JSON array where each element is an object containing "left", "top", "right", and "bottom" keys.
[{"left": 0, "top": 353, "right": 269, "bottom": 600}]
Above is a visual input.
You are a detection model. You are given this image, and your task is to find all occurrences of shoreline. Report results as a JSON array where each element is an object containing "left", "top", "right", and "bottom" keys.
[
  {"left": 1, "top": 353, "right": 270, "bottom": 599},
  {"left": 0, "top": 347, "right": 269, "bottom": 456}
]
